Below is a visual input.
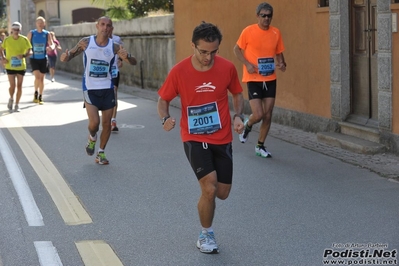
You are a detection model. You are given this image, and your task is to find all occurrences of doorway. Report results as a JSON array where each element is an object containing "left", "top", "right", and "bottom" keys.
[{"left": 350, "top": 0, "right": 378, "bottom": 127}]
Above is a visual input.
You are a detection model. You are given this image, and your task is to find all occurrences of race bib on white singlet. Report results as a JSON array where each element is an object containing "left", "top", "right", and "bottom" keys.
[
  {"left": 89, "top": 59, "right": 110, "bottom": 78},
  {"left": 258, "top": 57, "right": 275, "bottom": 76},
  {"left": 187, "top": 102, "right": 222, "bottom": 134}
]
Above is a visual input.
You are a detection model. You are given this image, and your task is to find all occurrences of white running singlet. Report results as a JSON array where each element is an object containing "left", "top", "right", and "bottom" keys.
[{"left": 82, "top": 35, "right": 115, "bottom": 91}]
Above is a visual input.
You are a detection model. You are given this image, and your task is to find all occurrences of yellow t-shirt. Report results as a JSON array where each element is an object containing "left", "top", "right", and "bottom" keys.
[
  {"left": 236, "top": 24, "right": 285, "bottom": 82},
  {"left": 1, "top": 35, "right": 32, "bottom": 71}
]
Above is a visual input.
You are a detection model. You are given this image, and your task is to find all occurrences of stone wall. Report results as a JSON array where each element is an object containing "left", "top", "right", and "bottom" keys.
[
  {"left": 52, "top": 15, "right": 175, "bottom": 90},
  {"left": 20, "top": 0, "right": 36, "bottom": 36}
]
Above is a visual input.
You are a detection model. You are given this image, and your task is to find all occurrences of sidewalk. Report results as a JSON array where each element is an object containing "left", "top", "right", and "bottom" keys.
[{"left": 2, "top": 70, "right": 399, "bottom": 180}]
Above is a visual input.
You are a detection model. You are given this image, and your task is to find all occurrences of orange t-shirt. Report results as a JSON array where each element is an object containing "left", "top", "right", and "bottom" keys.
[
  {"left": 158, "top": 56, "right": 243, "bottom": 145},
  {"left": 236, "top": 24, "right": 285, "bottom": 82}
]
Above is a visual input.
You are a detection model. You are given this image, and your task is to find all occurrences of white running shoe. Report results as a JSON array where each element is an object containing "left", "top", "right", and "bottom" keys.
[
  {"left": 239, "top": 120, "right": 251, "bottom": 143},
  {"left": 196, "top": 229, "right": 219, "bottom": 254},
  {"left": 255, "top": 145, "right": 272, "bottom": 158},
  {"left": 7, "top": 98, "right": 13, "bottom": 111}
]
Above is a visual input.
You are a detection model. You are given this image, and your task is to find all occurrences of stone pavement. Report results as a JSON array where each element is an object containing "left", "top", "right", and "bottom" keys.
[
  {"left": 268, "top": 123, "right": 399, "bottom": 180},
  {"left": 2, "top": 70, "right": 399, "bottom": 180}
]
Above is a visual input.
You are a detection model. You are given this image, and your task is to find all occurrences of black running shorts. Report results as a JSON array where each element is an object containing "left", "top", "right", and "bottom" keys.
[
  {"left": 30, "top": 58, "right": 48, "bottom": 74},
  {"left": 247, "top": 80, "right": 277, "bottom": 100},
  {"left": 183, "top": 141, "right": 233, "bottom": 184},
  {"left": 112, "top": 72, "right": 120, "bottom": 88},
  {"left": 83, "top": 89, "right": 116, "bottom": 111},
  {"left": 6, "top": 69, "right": 26, "bottom": 76}
]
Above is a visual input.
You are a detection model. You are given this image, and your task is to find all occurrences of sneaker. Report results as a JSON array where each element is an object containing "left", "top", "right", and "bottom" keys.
[
  {"left": 33, "top": 91, "right": 39, "bottom": 103},
  {"left": 196, "top": 229, "right": 219, "bottom": 254},
  {"left": 51, "top": 78, "right": 55, "bottom": 82},
  {"left": 255, "top": 145, "right": 272, "bottom": 158},
  {"left": 111, "top": 120, "right": 119, "bottom": 132},
  {"left": 95, "top": 152, "right": 109, "bottom": 165},
  {"left": 239, "top": 120, "right": 251, "bottom": 143},
  {"left": 14, "top": 104, "right": 20, "bottom": 112},
  {"left": 38, "top": 95, "right": 43, "bottom": 105},
  {"left": 85, "top": 136, "right": 96, "bottom": 156},
  {"left": 7, "top": 98, "right": 13, "bottom": 111}
]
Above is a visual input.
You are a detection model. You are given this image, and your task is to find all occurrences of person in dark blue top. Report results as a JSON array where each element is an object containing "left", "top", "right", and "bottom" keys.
[{"left": 27, "top": 16, "right": 55, "bottom": 104}]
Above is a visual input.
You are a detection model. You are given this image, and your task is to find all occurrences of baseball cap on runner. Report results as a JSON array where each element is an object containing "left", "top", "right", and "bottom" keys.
[{"left": 11, "top": 22, "right": 22, "bottom": 30}]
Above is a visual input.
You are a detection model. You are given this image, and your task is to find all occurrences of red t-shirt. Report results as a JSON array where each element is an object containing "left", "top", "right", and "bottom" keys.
[
  {"left": 236, "top": 24, "right": 285, "bottom": 82},
  {"left": 158, "top": 56, "right": 243, "bottom": 144}
]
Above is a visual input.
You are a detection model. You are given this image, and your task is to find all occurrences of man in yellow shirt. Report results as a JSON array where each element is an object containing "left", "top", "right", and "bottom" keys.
[{"left": 1, "top": 22, "right": 32, "bottom": 112}]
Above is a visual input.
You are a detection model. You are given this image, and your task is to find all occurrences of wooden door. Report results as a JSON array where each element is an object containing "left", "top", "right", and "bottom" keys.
[{"left": 350, "top": 0, "right": 378, "bottom": 126}]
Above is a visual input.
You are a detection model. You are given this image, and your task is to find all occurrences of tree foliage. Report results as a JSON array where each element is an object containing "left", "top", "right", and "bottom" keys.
[
  {"left": 0, "top": 0, "right": 6, "bottom": 30},
  {"left": 128, "top": 0, "right": 174, "bottom": 17},
  {"left": 92, "top": 0, "right": 132, "bottom": 20},
  {"left": 105, "top": 5, "right": 132, "bottom": 20},
  {"left": 92, "top": 0, "right": 173, "bottom": 19}
]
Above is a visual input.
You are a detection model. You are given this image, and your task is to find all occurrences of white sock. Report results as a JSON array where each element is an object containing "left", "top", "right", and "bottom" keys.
[
  {"left": 203, "top": 227, "right": 213, "bottom": 233},
  {"left": 98, "top": 149, "right": 104, "bottom": 153},
  {"left": 89, "top": 134, "right": 97, "bottom": 141}
]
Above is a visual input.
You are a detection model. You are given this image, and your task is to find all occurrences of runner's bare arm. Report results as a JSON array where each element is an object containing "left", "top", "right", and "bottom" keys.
[
  {"left": 26, "top": 31, "right": 32, "bottom": 42},
  {"left": 157, "top": 97, "right": 176, "bottom": 132},
  {"left": 0, "top": 47, "right": 6, "bottom": 63},
  {"left": 47, "top": 33, "right": 55, "bottom": 51},
  {"left": 114, "top": 43, "right": 137, "bottom": 65},
  {"left": 232, "top": 93, "right": 245, "bottom": 134},
  {"left": 276, "top": 53, "right": 286, "bottom": 72},
  {"left": 24, "top": 48, "right": 32, "bottom": 58},
  {"left": 60, "top": 37, "right": 89, "bottom": 62},
  {"left": 233, "top": 44, "right": 257, "bottom": 74}
]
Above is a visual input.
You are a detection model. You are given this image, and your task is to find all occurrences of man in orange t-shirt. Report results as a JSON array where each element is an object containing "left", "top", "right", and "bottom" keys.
[
  {"left": 158, "top": 22, "right": 244, "bottom": 254},
  {"left": 234, "top": 2, "right": 287, "bottom": 158}
]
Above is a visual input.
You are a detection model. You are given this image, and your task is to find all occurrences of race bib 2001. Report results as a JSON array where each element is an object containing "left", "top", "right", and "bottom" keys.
[{"left": 187, "top": 102, "right": 222, "bottom": 134}]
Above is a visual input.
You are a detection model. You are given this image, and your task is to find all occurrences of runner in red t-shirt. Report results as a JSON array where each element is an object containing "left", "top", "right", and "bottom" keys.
[
  {"left": 158, "top": 22, "right": 245, "bottom": 254},
  {"left": 234, "top": 2, "right": 287, "bottom": 158}
]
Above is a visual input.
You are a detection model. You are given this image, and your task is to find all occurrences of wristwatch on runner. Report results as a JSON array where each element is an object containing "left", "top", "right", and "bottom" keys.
[{"left": 162, "top": 116, "right": 170, "bottom": 125}]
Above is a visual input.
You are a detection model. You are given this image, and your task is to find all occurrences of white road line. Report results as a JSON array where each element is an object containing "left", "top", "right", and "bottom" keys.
[
  {"left": 1, "top": 116, "right": 92, "bottom": 225},
  {"left": 34, "top": 241, "right": 63, "bottom": 266},
  {"left": 0, "top": 129, "right": 44, "bottom": 226}
]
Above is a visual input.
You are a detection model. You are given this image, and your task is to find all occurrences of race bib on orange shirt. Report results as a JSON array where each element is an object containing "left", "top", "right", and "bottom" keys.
[
  {"left": 187, "top": 102, "right": 222, "bottom": 134},
  {"left": 258, "top": 57, "right": 275, "bottom": 76}
]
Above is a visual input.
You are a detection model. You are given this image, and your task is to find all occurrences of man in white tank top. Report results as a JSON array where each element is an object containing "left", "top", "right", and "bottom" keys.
[{"left": 60, "top": 16, "right": 137, "bottom": 165}]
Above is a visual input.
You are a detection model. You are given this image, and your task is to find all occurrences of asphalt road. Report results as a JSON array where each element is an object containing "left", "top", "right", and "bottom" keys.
[{"left": 0, "top": 71, "right": 398, "bottom": 266}]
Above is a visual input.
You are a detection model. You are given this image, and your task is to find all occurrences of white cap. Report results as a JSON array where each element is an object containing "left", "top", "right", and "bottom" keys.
[{"left": 11, "top": 22, "right": 22, "bottom": 30}]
